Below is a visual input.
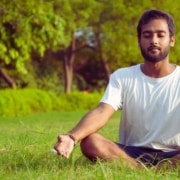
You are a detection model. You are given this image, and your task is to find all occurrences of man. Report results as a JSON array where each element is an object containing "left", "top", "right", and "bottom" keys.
[{"left": 54, "top": 9, "right": 180, "bottom": 169}]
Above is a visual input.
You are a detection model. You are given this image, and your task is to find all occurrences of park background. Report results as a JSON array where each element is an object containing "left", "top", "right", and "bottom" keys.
[
  {"left": 0, "top": 1, "right": 180, "bottom": 179},
  {"left": 0, "top": 0, "right": 180, "bottom": 116}
]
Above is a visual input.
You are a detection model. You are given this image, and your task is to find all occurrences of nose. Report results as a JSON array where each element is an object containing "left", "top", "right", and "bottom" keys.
[{"left": 150, "top": 35, "right": 158, "bottom": 45}]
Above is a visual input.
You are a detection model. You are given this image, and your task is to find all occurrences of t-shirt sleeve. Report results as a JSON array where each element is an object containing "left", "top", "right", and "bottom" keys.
[{"left": 100, "top": 72, "right": 123, "bottom": 111}]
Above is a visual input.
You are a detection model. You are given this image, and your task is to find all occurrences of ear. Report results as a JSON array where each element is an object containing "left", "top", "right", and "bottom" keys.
[{"left": 170, "top": 36, "right": 175, "bottom": 47}]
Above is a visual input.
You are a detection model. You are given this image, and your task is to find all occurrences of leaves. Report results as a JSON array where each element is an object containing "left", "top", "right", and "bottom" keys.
[
  {"left": 0, "top": 0, "right": 179, "bottom": 83},
  {"left": 0, "top": 0, "right": 66, "bottom": 73}
]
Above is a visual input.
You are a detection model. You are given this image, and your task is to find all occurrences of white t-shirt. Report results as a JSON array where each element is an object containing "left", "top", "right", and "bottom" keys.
[{"left": 100, "top": 64, "right": 180, "bottom": 152}]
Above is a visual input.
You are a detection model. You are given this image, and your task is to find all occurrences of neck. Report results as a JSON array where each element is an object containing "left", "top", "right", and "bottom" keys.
[{"left": 141, "top": 61, "right": 176, "bottom": 78}]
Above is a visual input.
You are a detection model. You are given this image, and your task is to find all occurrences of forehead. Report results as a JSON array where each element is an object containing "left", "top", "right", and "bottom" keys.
[{"left": 141, "top": 19, "right": 169, "bottom": 34}]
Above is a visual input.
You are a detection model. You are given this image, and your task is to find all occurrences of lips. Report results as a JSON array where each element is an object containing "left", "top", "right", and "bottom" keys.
[{"left": 148, "top": 46, "right": 161, "bottom": 51}]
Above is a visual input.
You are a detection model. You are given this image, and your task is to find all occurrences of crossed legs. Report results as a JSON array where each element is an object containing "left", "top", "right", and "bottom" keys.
[
  {"left": 80, "top": 133, "right": 142, "bottom": 169},
  {"left": 80, "top": 133, "right": 180, "bottom": 170}
]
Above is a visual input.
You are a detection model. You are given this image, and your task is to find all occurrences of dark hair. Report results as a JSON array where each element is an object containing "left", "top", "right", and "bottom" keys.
[{"left": 137, "top": 9, "right": 175, "bottom": 38}]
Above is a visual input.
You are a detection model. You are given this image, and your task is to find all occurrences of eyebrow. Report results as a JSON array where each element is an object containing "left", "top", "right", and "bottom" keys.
[{"left": 142, "top": 30, "right": 166, "bottom": 34}]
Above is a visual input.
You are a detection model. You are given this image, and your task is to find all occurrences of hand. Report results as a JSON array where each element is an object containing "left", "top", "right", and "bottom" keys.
[{"left": 54, "top": 135, "right": 75, "bottom": 158}]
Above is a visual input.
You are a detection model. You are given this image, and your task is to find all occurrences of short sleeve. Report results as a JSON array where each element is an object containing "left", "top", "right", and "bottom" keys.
[{"left": 100, "top": 72, "right": 123, "bottom": 111}]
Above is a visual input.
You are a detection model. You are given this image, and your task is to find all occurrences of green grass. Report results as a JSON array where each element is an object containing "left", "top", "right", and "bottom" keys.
[{"left": 0, "top": 111, "right": 179, "bottom": 180}]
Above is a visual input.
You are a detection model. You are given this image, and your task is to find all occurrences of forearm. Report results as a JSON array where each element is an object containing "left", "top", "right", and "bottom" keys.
[
  {"left": 54, "top": 103, "right": 115, "bottom": 158},
  {"left": 67, "top": 103, "right": 115, "bottom": 143}
]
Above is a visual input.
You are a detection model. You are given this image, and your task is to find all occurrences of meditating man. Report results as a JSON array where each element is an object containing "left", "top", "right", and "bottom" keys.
[{"left": 54, "top": 9, "right": 180, "bottom": 169}]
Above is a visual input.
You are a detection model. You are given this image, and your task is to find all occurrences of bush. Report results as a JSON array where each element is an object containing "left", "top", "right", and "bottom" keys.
[
  {"left": 0, "top": 89, "right": 103, "bottom": 117},
  {"left": 61, "top": 91, "right": 102, "bottom": 111}
]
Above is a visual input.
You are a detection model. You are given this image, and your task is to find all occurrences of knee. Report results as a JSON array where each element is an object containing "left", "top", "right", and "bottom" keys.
[
  {"left": 80, "top": 133, "right": 100, "bottom": 161},
  {"left": 80, "top": 133, "right": 97, "bottom": 150}
]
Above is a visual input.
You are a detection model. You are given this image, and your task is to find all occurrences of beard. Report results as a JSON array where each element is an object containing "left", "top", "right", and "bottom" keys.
[{"left": 140, "top": 45, "right": 170, "bottom": 63}]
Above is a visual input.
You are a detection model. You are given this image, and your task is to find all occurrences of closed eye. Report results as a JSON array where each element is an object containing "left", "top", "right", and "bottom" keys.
[
  {"left": 142, "top": 31, "right": 166, "bottom": 38},
  {"left": 142, "top": 32, "right": 151, "bottom": 38},
  {"left": 157, "top": 32, "right": 165, "bottom": 37}
]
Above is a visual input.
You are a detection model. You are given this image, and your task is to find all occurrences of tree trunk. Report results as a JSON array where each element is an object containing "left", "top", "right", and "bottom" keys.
[
  {"left": 0, "top": 68, "right": 16, "bottom": 88},
  {"left": 96, "top": 31, "right": 111, "bottom": 83},
  {"left": 102, "top": 59, "right": 111, "bottom": 81},
  {"left": 64, "top": 55, "right": 73, "bottom": 93},
  {"left": 63, "top": 34, "right": 76, "bottom": 93}
]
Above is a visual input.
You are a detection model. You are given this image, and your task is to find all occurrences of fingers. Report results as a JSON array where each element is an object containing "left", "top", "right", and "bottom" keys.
[
  {"left": 59, "top": 150, "right": 70, "bottom": 158},
  {"left": 53, "top": 145, "right": 67, "bottom": 157},
  {"left": 52, "top": 148, "right": 70, "bottom": 158},
  {"left": 54, "top": 147, "right": 71, "bottom": 158},
  {"left": 54, "top": 135, "right": 63, "bottom": 153},
  {"left": 53, "top": 135, "right": 74, "bottom": 158},
  {"left": 57, "top": 135, "right": 63, "bottom": 142}
]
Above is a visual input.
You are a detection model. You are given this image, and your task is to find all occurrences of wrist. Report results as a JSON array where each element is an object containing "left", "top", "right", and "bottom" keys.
[{"left": 66, "top": 133, "right": 77, "bottom": 145}]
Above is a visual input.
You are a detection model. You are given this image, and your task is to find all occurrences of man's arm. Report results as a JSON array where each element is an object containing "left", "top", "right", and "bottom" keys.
[
  {"left": 68, "top": 102, "right": 115, "bottom": 142},
  {"left": 54, "top": 102, "right": 115, "bottom": 158}
]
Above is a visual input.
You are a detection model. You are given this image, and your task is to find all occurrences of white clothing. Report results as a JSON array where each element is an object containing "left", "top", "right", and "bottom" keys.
[{"left": 100, "top": 64, "right": 180, "bottom": 152}]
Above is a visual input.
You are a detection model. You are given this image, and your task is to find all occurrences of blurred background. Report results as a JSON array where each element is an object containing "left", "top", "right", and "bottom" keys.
[
  {"left": 0, "top": 0, "right": 179, "bottom": 116},
  {"left": 0, "top": 0, "right": 179, "bottom": 94}
]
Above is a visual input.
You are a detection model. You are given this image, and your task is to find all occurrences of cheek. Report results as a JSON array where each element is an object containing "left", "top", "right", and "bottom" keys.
[
  {"left": 163, "top": 38, "right": 171, "bottom": 44},
  {"left": 160, "top": 39, "right": 172, "bottom": 49},
  {"left": 162, "top": 36, "right": 174, "bottom": 45},
  {"left": 139, "top": 40, "right": 148, "bottom": 49}
]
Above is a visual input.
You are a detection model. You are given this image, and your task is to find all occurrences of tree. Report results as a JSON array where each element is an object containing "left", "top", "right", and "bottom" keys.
[
  {"left": 0, "top": 0, "right": 66, "bottom": 87},
  {"left": 54, "top": 0, "right": 102, "bottom": 93},
  {"left": 0, "top": 0, "right": 102, "bottom": 92},
  {"left": 83, "top": 0, "right": 180, "bottom": 73},
  {"left": 0, "top": 0, "right": 179, "bottom": 92},
  {"left": 56, "top": 0, "right": 180, "bottom": 92}
]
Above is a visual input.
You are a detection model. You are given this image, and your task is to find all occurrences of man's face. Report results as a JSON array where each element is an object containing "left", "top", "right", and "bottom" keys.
[{"left": 138, "top": 19, "right": 175, "bottom": 63}]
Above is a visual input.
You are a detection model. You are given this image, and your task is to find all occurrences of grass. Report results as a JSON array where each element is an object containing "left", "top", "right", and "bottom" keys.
[{"left": 0, "top": 111, "right": 179, "bottom": 180}]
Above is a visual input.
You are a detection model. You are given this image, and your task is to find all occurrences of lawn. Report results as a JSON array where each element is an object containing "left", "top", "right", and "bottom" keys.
[{"left": 0, "top": 111, "right": 179, "bottom": 180}]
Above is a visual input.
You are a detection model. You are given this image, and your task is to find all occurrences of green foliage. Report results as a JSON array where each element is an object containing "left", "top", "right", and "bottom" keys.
[
  {"left": 0, "top": 89, "right": 59, "bottom": 116},
  {"left": 0, "top": 89, "right": 102, "bottom": 117},
  {"left": 0, "top": 0, "right": 180, "bottom": 92},
  {"left": 0, "top": 0, "right": 66, "bottom": 73},
  {"left": 30, "top": 58, "right": 65, "bottom": 94},
  {"left": 61, "top": 91, "right": 102, "bottom": 111},
  {"left": 83, "top": 0, "right": 180, "bottom": 70}
]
